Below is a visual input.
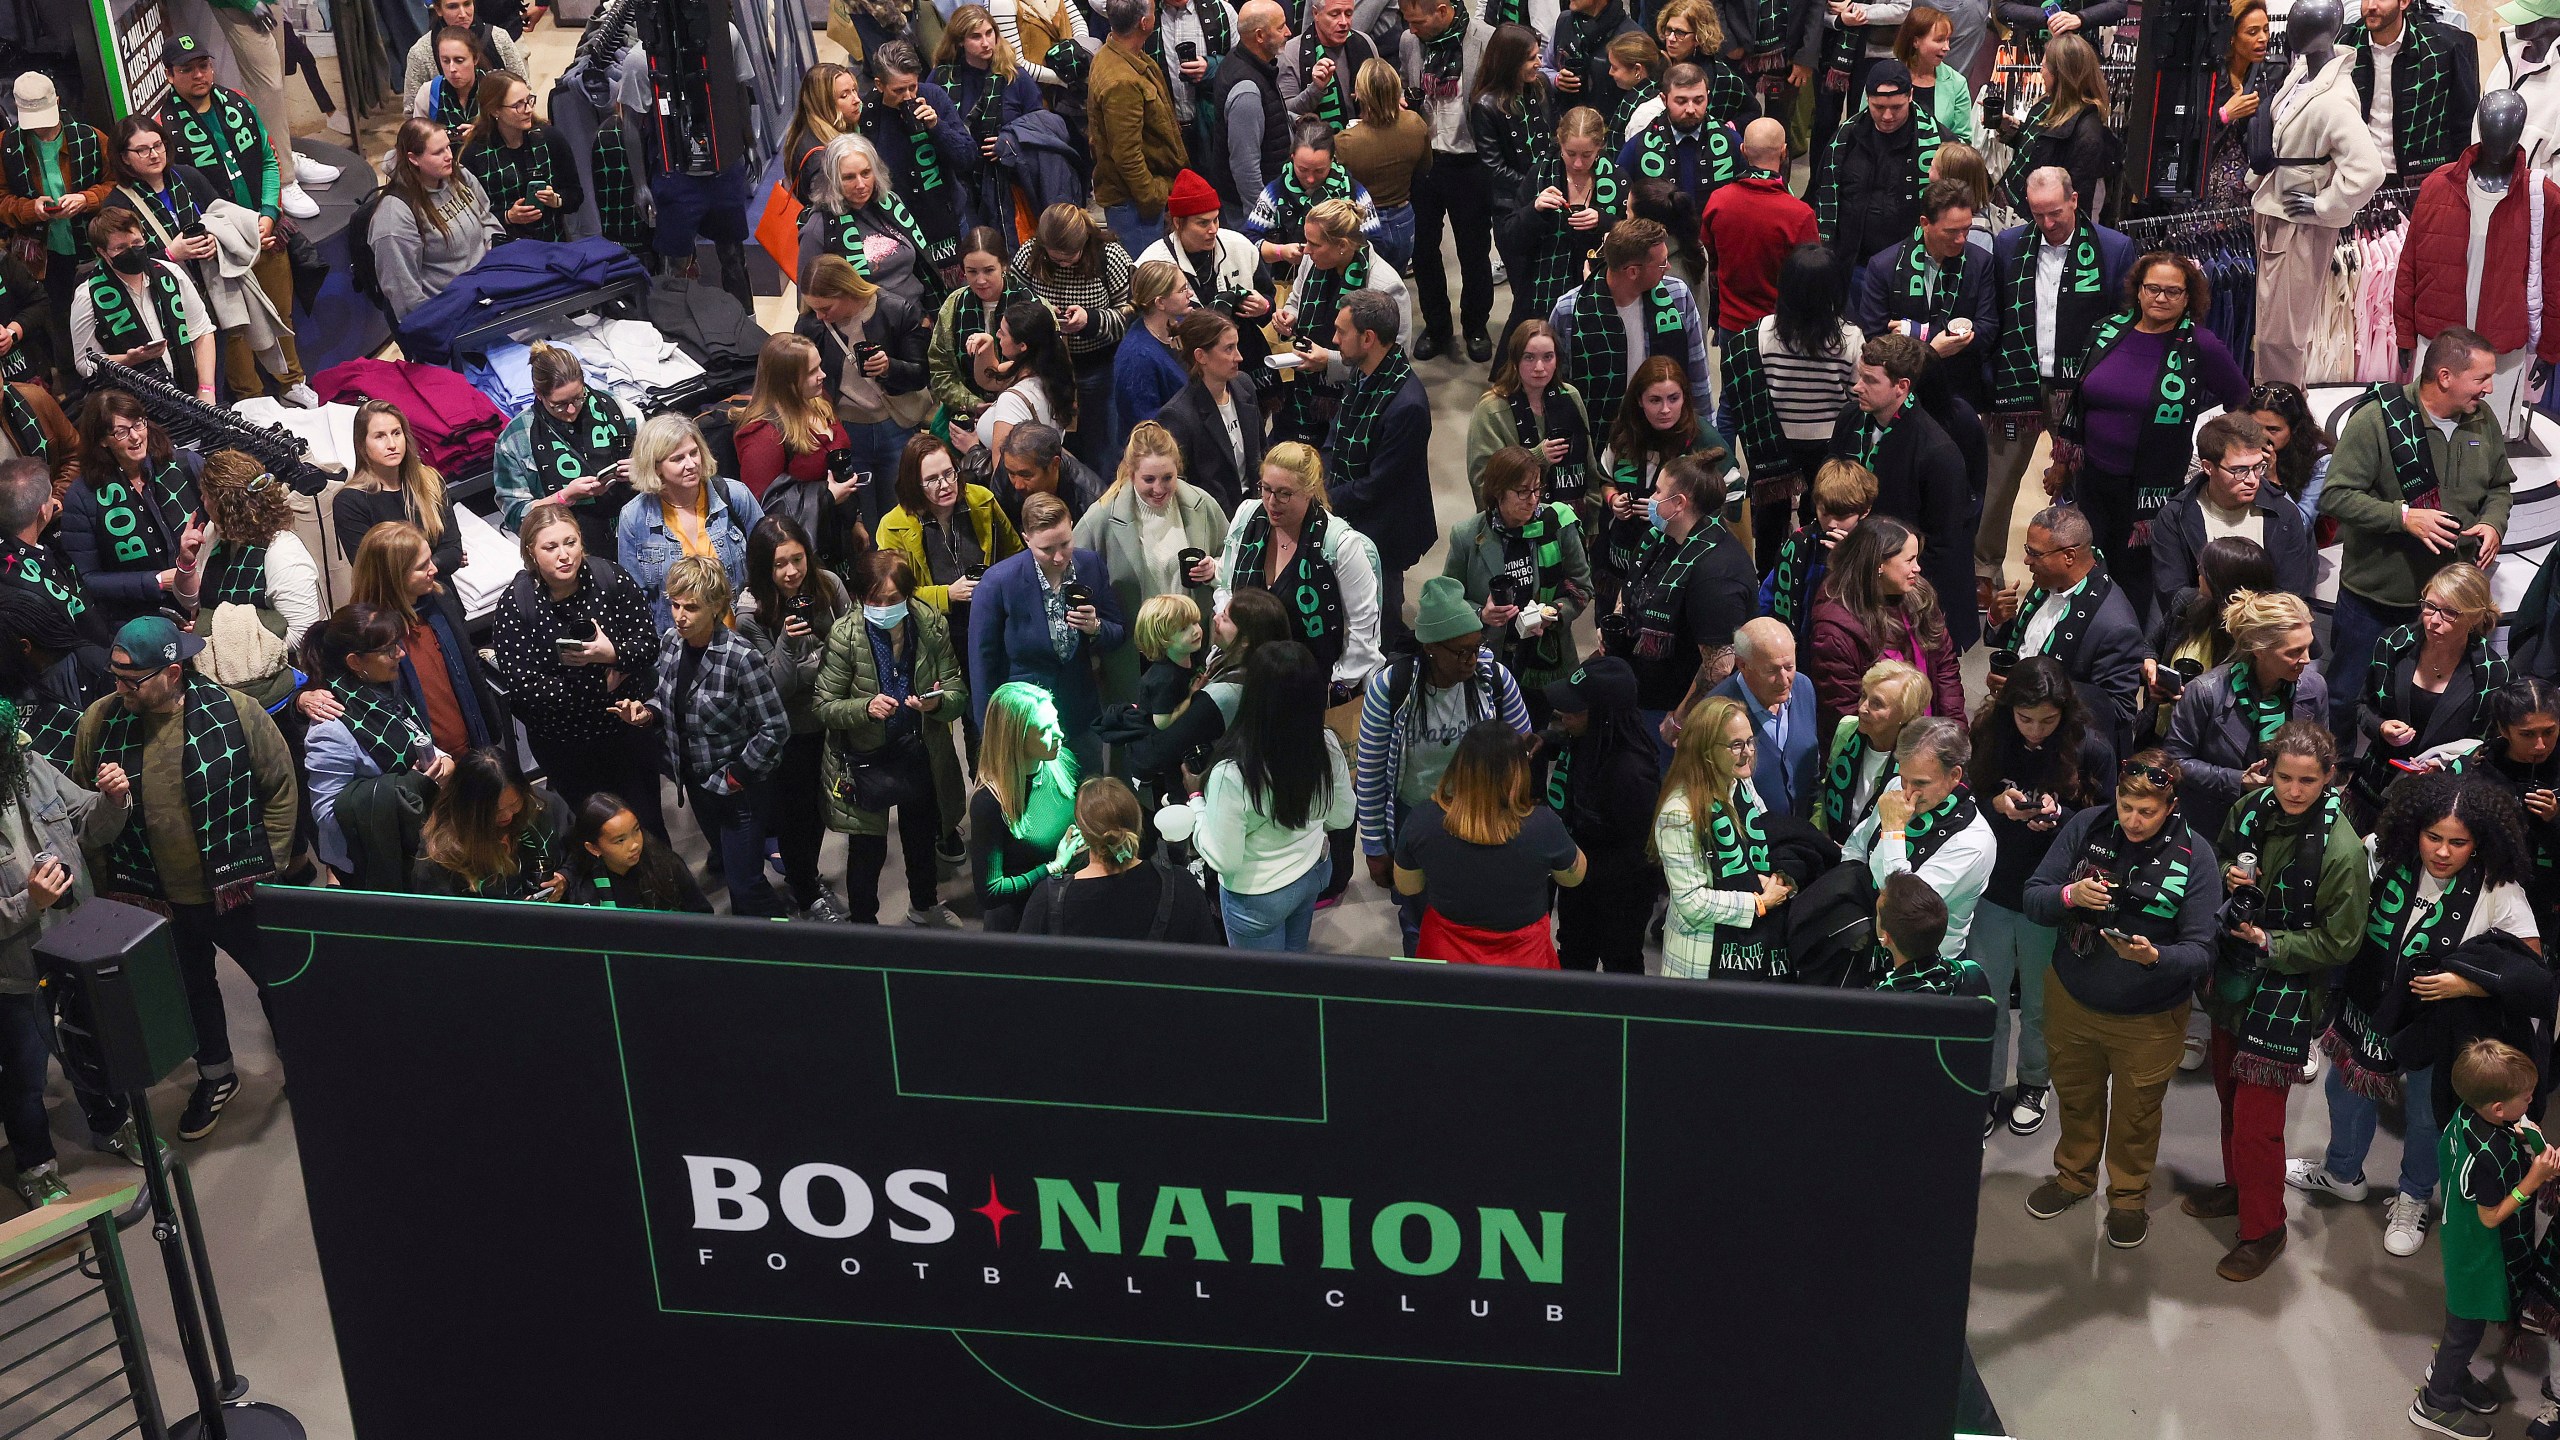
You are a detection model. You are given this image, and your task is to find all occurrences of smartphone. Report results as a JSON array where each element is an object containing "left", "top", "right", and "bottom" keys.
[
  {"left": 2389, "top": 758, "right": 2430, "bottom": 774},
  {"left": 2100, "top": 927, "right": 2134, "bottom": 944},
  {"left": 135, "top": 339, "right": 169, "bottom": 358},
  {"left": 555, "top": 636, "right": 587, "bottom": 656}
]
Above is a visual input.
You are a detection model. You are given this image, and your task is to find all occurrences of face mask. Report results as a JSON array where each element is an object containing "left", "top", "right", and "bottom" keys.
[
  {"left": 1646, "top": 498, "right": 1665, "bottom": 529},
  {"left": 110, "top": 249, "right": 151, "bottom": 276},
  {"left": 863, "top": 601, "right": 909, "bottom": 629}
]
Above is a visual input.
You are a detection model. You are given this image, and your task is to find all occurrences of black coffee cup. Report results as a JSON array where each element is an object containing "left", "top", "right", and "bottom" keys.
[
  {"left": 2168, "top": 657, "right": 2205, "bottom": 696},
  {"left": 1598, "top": 612, "right": 1632, "bottom": 657},
  {"left": 1178, "top": 546, "right": 1207, "bottom": 580},
  {"left": 1064, "top": 581, "right": 1093, "bottom": 611},
  {"left": 964, "top": 564, "right": 987, "bottom": 581},
  {"left": 1988, "top": 648, "right": 2019, "bottom": 676}
]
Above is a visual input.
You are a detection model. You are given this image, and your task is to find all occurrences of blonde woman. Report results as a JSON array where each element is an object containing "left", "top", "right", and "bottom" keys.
[
  {"left": 967, "top": 679, "right": 1084, "bottom": 932},
  {"left": 1212, "top": 441, "right": 1384, "bottom": 705},
  {"left": 1809, "top": 657, "right": 1930, "bottom": 842},
  {"left": 2353, "top": 562, "right": 2511, "bottom": 806},
  {"left": 336, "top": 400, "right": 460, "bottom": 580},
  {"left": 1113, "top": 259, "right": 1195, "bottom": 430},
  {"left": 1272, "top": 197, "right": 1410, "bottom": 441},
  {"left": 783, "top": 62, "right": 864, "bottom": 201},
  {"left": 613, "top": 412, "right": 767, "bottom": 628},
  {"left": 1336, "top": 58, "right": 1431, "bottom": 271},
  {"left": 933, "top": 6, "right": 1042, "bottom": 231},
  {"left": 1656, "top": 694, "right": 1794, "bottom": 979},
  {"left": 2163, "top": 588, "right": 2326, "bottom": 839},
  {"left": 1076, "top": 419, "right": 1230, "bottom": 713}
]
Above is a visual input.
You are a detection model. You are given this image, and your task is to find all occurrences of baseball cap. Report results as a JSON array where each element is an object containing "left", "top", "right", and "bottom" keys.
[
  {"left": 167, "top": 34, "right": 216, "bottom": 69},
  {"left": 12, "top": 73, "right": 59, "bottom": 130},
  {"left": 1865, "top": 59, "right": 1914, "bottom": 96},
  {"left": 1544, "top": 656, "right": 1638, "bottom": 718},
  {"left": 112, "top": 615, "right": 205, "bottom": 671},
  {"left": 2498, "top": 0, "right": 2560, "bottom": 23}
]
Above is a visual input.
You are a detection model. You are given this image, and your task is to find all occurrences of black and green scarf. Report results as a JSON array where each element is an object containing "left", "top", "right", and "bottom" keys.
[
  {"left": 117, "top": 175, "right": 205, "bottom": 262},
  {"left": 1626, "top": 112, "right": 1739, "bottom": 203},
  {"left": 1328, "top": 345, "right": 1412, "bottom": 488},
  {"left": 1813, "top": 109, "right": 1942, "bottom": 246},
  {"left": 828, "top": 193, "right": 944, "bottom": 303},
  {"left": 95, "top": 675, "right": 272, "bottom": 899},
  {"left": 2219, "top": 786, "right": 2345, "bottom": 1084},
  {"left": 1303, "top": 41, "right": 1352, "bottom": 129},
  {"left": 2225, "top": 655, "right": 2297, "bottom": 748},
  {"left": 532, "top": 391, "right": 636, "bottom": 503},
  {"left": 1553, "top": 3, "right": 1626, "bottom": 111},
  {"left": 593, "top": 119, "right": 647, "bottom": 252},
  {"left": 1877, "top": 951, "right": 1987, "bottom": 994},
  {"left": 1764, "top": 524, "right": 1825, "bottom": 636},
  {"left": 2356, "top": 626, "right": 2507, "bottom": 802},
  {"left": 463, "top": 128, "right": 568, "bottom": 242},
  {"left": 1565, "top": 278, "right": 1689, "bottom": 439},
  {"left": 1, "top": 383, "right": 49, "bottom": 464},
  {"left": 1414, "top": 0, "right": 1470, "bottom": 87},
  {"left": 1741, "top": 0, "right": 1790, "bottom": 53},
  {"left": 1851, "top": 390, "right": 1916, "bottom": 473},
  {"left": 2066, "top": 312, "right": 2202, "bottom": 514},
  {"left": 1901, "top": 782, "right": 1980, "bottom": 872},
  {"left": 1886, "top": 228, "right": 1972, "bottom": 330},
  {"left": 2327, "top": 856, "right": 2485, "bottom": 1097},
  {"left": 197, "top": 540, "right": 268, "bottom": 609},
  {"left": 160, "top": 86, "right": 276, "bottom": 213},
  {"left": 426, "top": 74, "right": 476, "bottom": 146},
  {"left": 2346, "top": 19, "right": 2462, "bottom": 174},
  {"left": 2352, "top": 382, "right": 2443, "bottom": 509},
  {"left": 331, "top": 679, "right": 430, "bottom": 774},
  {"left": 2066, "top": 811, "right": 2197, "bottom": 961},
  {"left": 84, "top": 457, "right": 193, "bottom": 576},
  {"left": 1292, "top": 245, "right": 1371, "bottom": 348},
  {"left": 0, "top": 535, "right": 92, "bottom": 632},
  {"left": 83, "top": 262, "right": 194, "bottom": 391},
  {"left": 1625, "top": 523, "right": 1722, "bottom": 660},
  {"left": 1232, "top": 504, "right": 1348, "bottom": 672},
  {"left": 1999, "top": 100, "right": 2060, "bottom": 212},
  {"left": 1990, "top": 568, "right": 2113, "bottom": 661},
  {"left": 1508, "top": 383, "right": 1594, "bottom": 504},
  {"left": 1523, "top": 152, "right": 1622, "bottom": 318},
  {"left": 1705, "top": 58, "right": 1753, "bottom": 122},
  {"left": 1148, "top": 0, "right": 1239, "bottom": 82},
  {"left": 1720, "top": 323, "right": 1797, "bottom": 485},
  {"left": 1813, "top": 715, "right": 1895, "bottom": 840},
  {"left": 1488, "top": 502, "right": 1584, "bottom": 675},
  {"left": 1611, "top": 79, "right": 1661, "bottom": 140},
  {"left": 1267, "top": 162, "right": 1356, "bottom": 249},
  {"left": 870, "top": 111, "right": 961, "bottom": 267},
  {"left": 1702, "top": 780, "right": 1783, "bottom": 977},
  {"left": 1989, "top": 219, "right": 2109, "bottom": 412},
  {"left": 4, "top": 123, "right": 104, "bottom": 261}
]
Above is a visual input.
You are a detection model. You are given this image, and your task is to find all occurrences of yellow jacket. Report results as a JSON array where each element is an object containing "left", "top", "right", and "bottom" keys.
[{"left": 877, "top": 486, "right": 1023, "bottom": 613}]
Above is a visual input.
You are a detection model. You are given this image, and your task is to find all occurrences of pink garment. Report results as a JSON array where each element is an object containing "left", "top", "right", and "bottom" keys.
[
  {"left": 2354, "top": 223, "right": 2407, "bottom": 383},
  {"left": 311, "top": 357, "right": 506, "bottom": 473}
]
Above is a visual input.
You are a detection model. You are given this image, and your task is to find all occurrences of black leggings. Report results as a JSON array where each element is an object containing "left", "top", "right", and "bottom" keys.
[
  {"left": 770, "top": 732, "right": 827, "bottom": 910},
  {"left": 1557, "top": 856, "right": 1657, "bottom": 974},
  {"left": 530, "top": 723, "right": 667, "bottom": 842},
  {"left": 844, "top": 760, "right": 941, "bottom": 922},
  {"left": 284, "top": 23, "right": 335, "bottom": 113}
]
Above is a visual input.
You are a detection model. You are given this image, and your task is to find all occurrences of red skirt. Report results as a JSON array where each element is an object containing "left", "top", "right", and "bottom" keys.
[{"left": 1418, "top": 909, "right": 1560, "bottom": 968}]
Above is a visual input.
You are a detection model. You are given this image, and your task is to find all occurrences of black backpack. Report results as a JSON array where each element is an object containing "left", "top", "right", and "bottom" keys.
[
  {"left": 1784, "top": 856, "right": 1884, "bottom": 988},
  {"left": 347, "top": 189, "right": 395, "bottom": 324}
]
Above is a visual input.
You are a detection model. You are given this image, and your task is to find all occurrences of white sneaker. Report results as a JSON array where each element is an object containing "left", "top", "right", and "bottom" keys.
[
  {"left": 1490, "top": 258, "right": 1507, "bottom": 285},
  {"left": 281, "top": 383, "right": 320, "bottom": 409},
  {"left": 279, "top": 183, "right": 320, "bottom": 219},
  {"left": 2384, "top": 1193, "right": 2433, "bottom": 1256},
  {"left": 2284, "top": 1158, "right": 2370, "bottom": 1203},
  {"left": 323, "top": 111, "right": 352, "bottom": 136},
  {"left": 294, "top": 153, "right": 342, "bottom": 186},
  {"left": 2179, "top": 1033, "right": 2207, "bottom": 1071}
]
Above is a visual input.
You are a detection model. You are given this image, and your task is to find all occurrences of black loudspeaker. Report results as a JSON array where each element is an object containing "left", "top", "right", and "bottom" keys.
[{"left": 34, "top": 898, "right": 197, "bottom": 1093}]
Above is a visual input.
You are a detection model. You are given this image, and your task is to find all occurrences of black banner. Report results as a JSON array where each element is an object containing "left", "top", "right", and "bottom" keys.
[{"left": 261, "top": 889, "right": 1993, "bottom": 1435}]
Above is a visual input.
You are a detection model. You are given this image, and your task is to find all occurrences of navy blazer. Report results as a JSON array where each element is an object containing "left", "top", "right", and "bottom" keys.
[
  {"left": 966, "top": 547, "right": 1129, "bottom": 733},
  {"left": 1327, "top": 367, "right": 1436, "bottom": 569},
  {"left": 1851, "top": 237, "right": 2000, "bottom": 404},
  {"left": 1709, "top": 669, "right": 1821, "bottom": 821},
  {"left": 1985, "top": 221, "right": 2141, "bottom": 384}
]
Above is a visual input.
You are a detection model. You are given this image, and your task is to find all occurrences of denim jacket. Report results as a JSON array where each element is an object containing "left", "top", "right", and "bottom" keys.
[
  {"left": 0, "top": 749, "right": 128, "bottom": 991},
  {"left": 614, "top": 478, "right": 765, "bottom": 629}
]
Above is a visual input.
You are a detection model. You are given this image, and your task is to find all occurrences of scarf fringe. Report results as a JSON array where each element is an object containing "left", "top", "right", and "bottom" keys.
[
  {"left": 2318, "top": 1028, "right": 2401, "bottom": 1101},
  {"left": 2229, "top": 1051, "right": 2304, "bottom": 1090}
]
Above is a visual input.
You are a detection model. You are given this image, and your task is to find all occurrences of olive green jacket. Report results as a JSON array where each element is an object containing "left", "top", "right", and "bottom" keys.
[
  {"left": 2322, "top": 382, "right": 2516, "bottom": 608},
  {"left": 812, "top": 604, "right": 969, "bottom": 837}
]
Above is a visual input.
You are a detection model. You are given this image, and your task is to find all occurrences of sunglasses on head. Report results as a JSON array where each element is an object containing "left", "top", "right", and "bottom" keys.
[{"left": 2119, "top": 759, "right": 2174, "bottom": 788}]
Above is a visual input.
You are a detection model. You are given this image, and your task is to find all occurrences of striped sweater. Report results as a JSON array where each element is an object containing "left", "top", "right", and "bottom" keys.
[{"left": 1355, "top": 647, "right": 1533, "bottom": 856}]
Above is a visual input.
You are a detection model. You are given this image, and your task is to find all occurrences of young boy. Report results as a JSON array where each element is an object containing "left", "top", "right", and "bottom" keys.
[
  {"left": 1133, "top": 593, "right": 1204, "bottom": 730},
  {"left": 2415, "top": 1038, "right": 2560, "bottom": 1439},
  {"left": 1873, "top": 872, "right": 1989, "bottom": 995},
  {"left": 1760, "top": 460, "right": 1876, "bottom": 642}
]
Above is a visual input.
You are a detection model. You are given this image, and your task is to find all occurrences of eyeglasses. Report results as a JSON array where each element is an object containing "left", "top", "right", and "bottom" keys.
[
  {"left": 2119, "top": 759, "right": 2175, "bottom": 787},
  {"left": 1257, "top": 484, "right": 1301, "bottom": 501},
  {"left": 2210, "top": 459, "right": 2271, "bottom": 480},
  {"left": 108, "top": 668, "right": 164, "bottom": 688},
  {"left": 2019, "top": 539, "right": 2080, "bottom": 562},
  {"left": 2139, "top": 283, "right": 2188, "bottom": 299},
  {"left": 109, "top": 421, "right": 149, "bottom": 441},
  {"left": 502, "top": 97, "right": 536, "bottom": 112},
  {"left": 1724, "top": 736, "right": 1757, "bottom": 756},
  {"left": 2420, "top": 600, "right": 2465, "bottom": 622}
]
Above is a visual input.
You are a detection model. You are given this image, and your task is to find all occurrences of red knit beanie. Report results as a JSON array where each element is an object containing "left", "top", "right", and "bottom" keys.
[{"left": 1167, "top": 169, "right": 1220, "bottom": 219}]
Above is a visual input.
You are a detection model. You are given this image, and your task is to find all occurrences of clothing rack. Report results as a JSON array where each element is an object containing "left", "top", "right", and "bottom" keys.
[{"left": 86, "top": 359, "right": 342, "bottom": 496}]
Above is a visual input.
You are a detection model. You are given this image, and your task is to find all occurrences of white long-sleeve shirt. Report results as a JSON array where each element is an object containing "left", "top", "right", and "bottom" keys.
[
  {"left": 1212, "top": 500, "right": 1384, "bottom": 691},
  {"left": 1196, "top": 732, "right": 1355, "bottom": 894},
  {"left": 1845, "top": 779, "right": 2000, "bottom": 958}
]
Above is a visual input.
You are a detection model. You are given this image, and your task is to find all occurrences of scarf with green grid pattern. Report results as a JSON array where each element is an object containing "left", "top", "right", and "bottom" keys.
[
  {"left": 2221, "top": 785, "right": 2344, "bottom": 1084},
  {"left": 330, "top": 679, "right": 430, "bottom": 775},
  {"left": 593, "top": 121, "right": 647, "bottom": 250},
  {"left": 95, "top": 674, "right": 272, "bottom": 899},
  {"left": 2346, "top": 20, "right": 2461, "bottom": 173},
  {"left": 85, "top": 455, "right": 194, "bottom": 575},
  {"left": 2328, "top": 854, "right": 2482, "bottom": 1098},
  {"left": 3, "top": 123, "right": 104, "bottom": 233},
  {"left": 1700, "top": 778, "right": 1783, "bottom": 977},
  {"left": 1719, "top": 322, "right": 1795, "bottom": 486},
  {"left": 1523, "top": 152, "right": 1621, "bottom": 319},
  {"left": 1989, "top": 218, "right": 2107, "bottom": 412},
  {"left": 1565, "top": 279, "right": 1688, "bottom": 439},
  {"left": 1885, "top": 226, "right": 1973, "bottom": 330},
  {"left": 1812, "top": 714, "right": 1895, "bottom": 840},
  {"left": 464, "top": 129, "right": 567, "bottom": 242},
  {"left": 1813, "top": 109, "right": 1941, "bottom": 247},
  {"left": 0, "top": 383, "right": 47, "bottom": 462},
  {"left": 1877, "top": 952, "right": 1985, "bottom": 993},
  {"left": 1327, "top": 343, "right": 1412, "bottom": 491},
  {"left": 197, "top": 540, "right": 269, "bottom": 610}
]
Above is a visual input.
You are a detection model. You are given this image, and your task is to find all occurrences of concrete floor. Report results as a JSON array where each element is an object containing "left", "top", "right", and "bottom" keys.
[{"left": 7, "top": 18, "right": 2495, "bottom": 1440}]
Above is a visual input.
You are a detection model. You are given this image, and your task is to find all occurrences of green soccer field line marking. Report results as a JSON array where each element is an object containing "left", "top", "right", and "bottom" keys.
[
  {"left": 603, "top": 958, "right": 668, "bottom": 1313},
  {"left": 264, "top": 925, "right": 1980, "bottom": 1044},
  {"left": 949, "top": 1335, "right": 1312, "bottom": 1429}
]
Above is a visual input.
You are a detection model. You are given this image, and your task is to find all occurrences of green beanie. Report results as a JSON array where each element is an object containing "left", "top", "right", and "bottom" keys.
[{"left": 1412, "top": 576, "right": 1482, "bottom": 646}]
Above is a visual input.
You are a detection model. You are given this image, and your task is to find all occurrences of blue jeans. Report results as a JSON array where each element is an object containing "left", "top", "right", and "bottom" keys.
[
  {"left": 2325, "top": 587, "right": 2415, "bottom": 739},
  {"left": 1105, "top": 202, "right": 1166, "bottom": 259},
  {"left": 2322, "top": 1060, "right": 2440, "bottom": 1200},
  {"left": 689, "top": 777, "right": 784, "bottom": 917},
  {"left": 842, "top": 418, "right": 916, "bottom": 528},
  {"left": 1710, "top": 327, "right": 1741, "bottom": 461},
  {"left": 1372, "top": 202, "right": 1416, "bottom": 273},
  {"left": 1639, "top": 707, "right": 1676, "bottom": 776},
  {"left": 1221, "top": 855, "right": 1332, "bottom": 951},
  {"left": 1966, "top": 900, "right": 2056, "bottom": 1090},
  {"left": 0, "top": 990, "right": 124, "bottom": 1168}
]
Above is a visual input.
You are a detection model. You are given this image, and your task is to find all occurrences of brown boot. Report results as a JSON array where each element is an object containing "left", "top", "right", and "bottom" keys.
[
  {"left": 2181, "top": 1183, "right": 2240, "bottom": 1219},
  {"left": 2215, "top": 1228, "right": 2287, "bottom": 1282}
]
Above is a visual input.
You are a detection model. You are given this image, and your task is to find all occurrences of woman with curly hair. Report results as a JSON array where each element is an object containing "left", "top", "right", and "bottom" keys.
[{"left": 2292, "top": 771, "right": 2543, "bottom": 1260}]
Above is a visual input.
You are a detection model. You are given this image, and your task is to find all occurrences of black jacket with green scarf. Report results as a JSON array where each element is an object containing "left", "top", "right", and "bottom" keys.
[{"left": 2343, "top": 17, "right": 2479, "bottom": 178}]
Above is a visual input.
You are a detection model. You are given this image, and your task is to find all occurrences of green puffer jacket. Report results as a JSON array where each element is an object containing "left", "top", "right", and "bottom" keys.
[{"left": 812, "top": 604, "right": 970, "bottom": 838}]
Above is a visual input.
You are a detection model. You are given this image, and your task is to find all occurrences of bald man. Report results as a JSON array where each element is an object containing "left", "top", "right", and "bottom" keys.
[
  {"left": 1206, "top": 0, "right": 1295, "bottom": 221},
  {"left": 1699, "top": 118, "right": 1817, "bottom": 335},
  {"left": 1708, "top": 615, "right": 1821, "bottom": 817}
]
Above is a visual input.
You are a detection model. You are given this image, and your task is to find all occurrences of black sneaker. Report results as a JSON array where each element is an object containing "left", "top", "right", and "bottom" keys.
[
  {"left": 1413, "top": 331, "right": 1447, "bottom": 362},
  {"left": 2458, "top": 1370, "right": 2505, "bottom": 1415},
  {"left": 177, "top": 1073, "right": 242, "bottom": 1141},
  {"left": 1984, "top": 1088, "right": 2008, "bottom": 1139},
  {"left": 1465, "top": 329, "right": 1492, "bottom": 363}
]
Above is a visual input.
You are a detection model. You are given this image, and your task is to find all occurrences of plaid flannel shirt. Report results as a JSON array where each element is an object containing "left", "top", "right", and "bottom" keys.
[{"left": 653, "top": 628, "right": 790, "bottom": 794}]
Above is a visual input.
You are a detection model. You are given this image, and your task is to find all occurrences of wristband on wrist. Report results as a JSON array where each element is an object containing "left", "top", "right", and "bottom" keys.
[{"left": 2516, "top": 1187, "right": 2534, "bottom": 1206}]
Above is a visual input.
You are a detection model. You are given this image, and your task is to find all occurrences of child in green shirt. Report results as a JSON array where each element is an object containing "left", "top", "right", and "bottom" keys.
[{"left": 2414, "top": 1038, "right": 2560, "bottom": 1440}]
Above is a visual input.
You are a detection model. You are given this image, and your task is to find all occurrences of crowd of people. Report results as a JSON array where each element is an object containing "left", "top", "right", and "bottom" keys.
[{"left": 8, "top": 0, "right": 2560, "bottom": 1428}]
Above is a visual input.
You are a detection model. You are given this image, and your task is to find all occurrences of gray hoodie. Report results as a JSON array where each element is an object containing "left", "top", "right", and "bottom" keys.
[
  {"left": 369, "top": 171, "right": 504, "bottom": 319},
  {"left": 0, "top": 749, "right": 129, "bottom": 992}
]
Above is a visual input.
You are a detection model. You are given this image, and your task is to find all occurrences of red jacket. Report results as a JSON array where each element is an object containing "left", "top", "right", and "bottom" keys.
[
  {"left": 1700, "top": 173, "right": 1818, "bottom": 333},
  {"left": 2395, "top": 144, "right": 2560, "bottom": 364},
  {"left": 1805, "top": 593, "right": 1966, "bottom": 738}
]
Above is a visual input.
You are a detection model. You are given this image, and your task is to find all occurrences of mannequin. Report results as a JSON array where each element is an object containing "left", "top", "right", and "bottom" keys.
[
  {"left": 2249, "top": 0, "right": 2386, "bottom": 385},
  {"left": 2396, "top": 90, "right": 2560, "bottom": 445},
  {"left": 2484, "top": 13, "right": 2560, "bottom": 179}
]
